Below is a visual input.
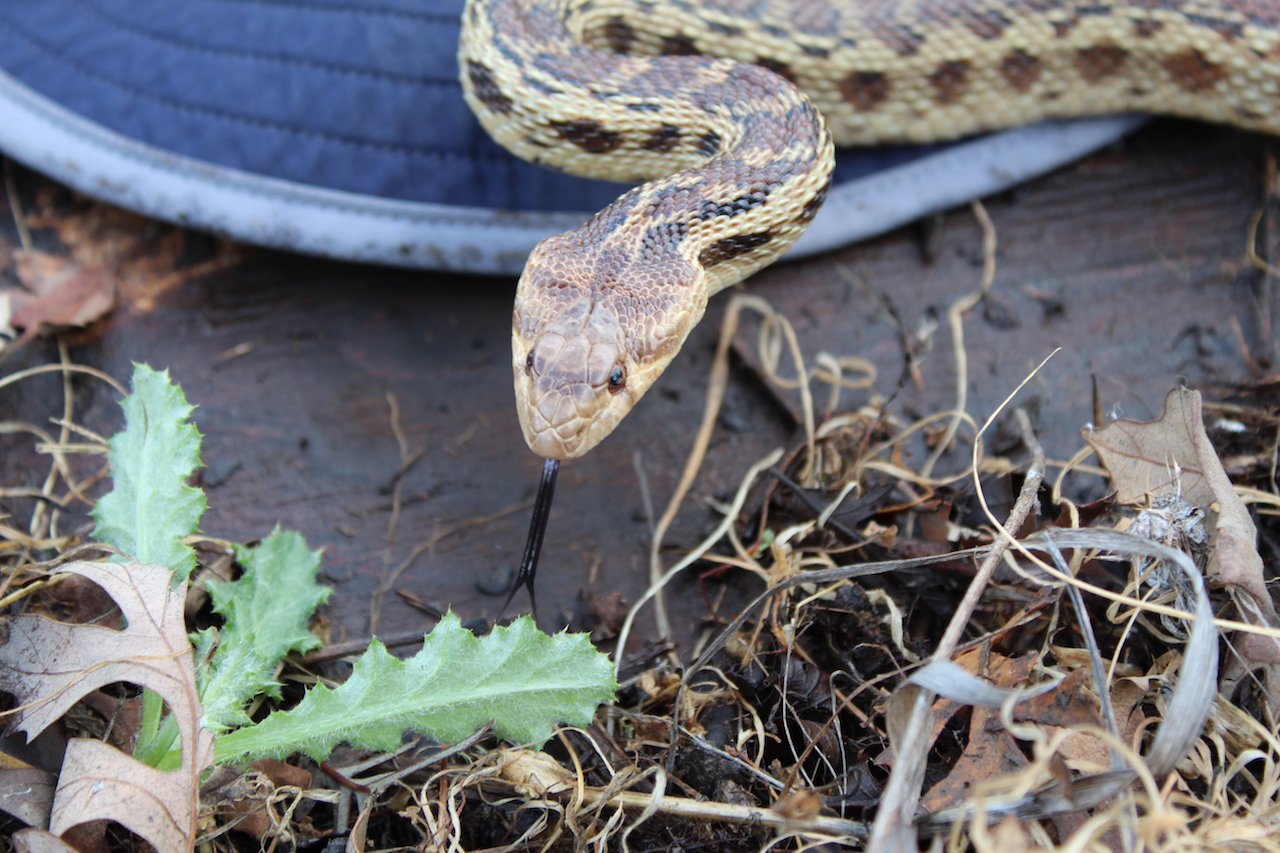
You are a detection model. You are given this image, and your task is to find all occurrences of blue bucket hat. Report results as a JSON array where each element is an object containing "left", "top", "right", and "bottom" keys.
[{"left": 0, "top": 0, "right": 1142, "bottom": 274}]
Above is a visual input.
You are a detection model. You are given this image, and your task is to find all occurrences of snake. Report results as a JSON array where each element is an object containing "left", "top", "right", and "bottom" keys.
[{"left": 459, "top": 0, "right": 1280, "bottom": 460}]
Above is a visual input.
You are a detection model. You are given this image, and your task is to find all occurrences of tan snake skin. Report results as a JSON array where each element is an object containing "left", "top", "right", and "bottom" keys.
[{"left": 459, "top": 0, "right": 1280, "bottom": 459}]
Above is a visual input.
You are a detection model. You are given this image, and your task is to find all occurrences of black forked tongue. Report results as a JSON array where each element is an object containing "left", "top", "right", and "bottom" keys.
[{"left": 499, "top": 457, "right": 560, "bottom": 624}]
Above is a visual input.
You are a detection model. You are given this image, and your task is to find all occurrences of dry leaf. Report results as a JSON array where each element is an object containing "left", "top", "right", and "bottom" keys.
[
  {"left": 348, "top": 796, "right": 375, "bottom": 853},
  {"left": 500, "top": 749, "right": 576, "bottom": 796},
  {"left": 11, "top": 829, "right": 81, "bottom": 853},
  {"left": 1084, "top": 389, "right": 1208, "bottom": 505},
  {"left": 200, "top": 766, "right": 273, "bottom": 836},
  {"left": 9, "top": 250, "right": 116, "bottom": 333},
  {"left": 78, "top": 691, "right": 145, "bottom": 751},
  {"left": 1109, "top": 678, "right": 1148, "bottom": 748},
  {"left": 0, "top": 766, "right": 56, "bottom": 828},
  {"left": 1084, "top": 388, "right": 1278, "bottom": 665},
  {"left": 0, "top": 560, "right": 214, "bottom": 850},
  {"left": 14, "top": 194, "right": 241, "bottom": 320},
  {"left": 28, "top": 573, "right": 124, "bottom": 629},
  {"left": 1017, "top": 670, "right": 1110, "bottom": 775},
  {"left": 920, "top": 650, "right": 1036, "bottom": 812},
  {"left": 1015, "top": 670, "right": 1101, "bottom": 730}
]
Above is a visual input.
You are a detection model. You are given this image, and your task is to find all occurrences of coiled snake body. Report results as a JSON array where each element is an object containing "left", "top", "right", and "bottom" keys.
[{"left": 460, "top": 0, "right": 1280, "bottom": 459}]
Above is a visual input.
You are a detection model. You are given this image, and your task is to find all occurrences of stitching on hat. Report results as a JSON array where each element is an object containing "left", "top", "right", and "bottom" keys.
[
  {"left": 0, "top": 12, "right": 513, "bottom": 163},
  {"left": 206, "top": 0, "right": 460, "bottom": 25},
  {"left": 79, "top": 0, "right": 459, "bottom": 87}
]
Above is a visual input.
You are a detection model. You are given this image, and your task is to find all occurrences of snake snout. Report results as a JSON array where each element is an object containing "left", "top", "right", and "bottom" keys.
[{"left": 516, "top": 331, "right": 630, "bottom": 459}]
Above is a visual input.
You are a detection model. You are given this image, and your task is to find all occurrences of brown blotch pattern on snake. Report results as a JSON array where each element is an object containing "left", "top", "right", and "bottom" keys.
[
  {"left": 467, "top": 60, "right": 514, "bottom": 113},
  {"left": 839, "top": 70, "right": 891, "bottom": 111},
  {"left": 697, "top": 230, "right": 774, "bottom": 267},
  {"left": 1075, "top": 44, "right": 1129, "bottom": 81},
  {"left": 1164, "top": 48, "right": 1225, "bottom": 91},
  {"left": 928, "top": 60, "right": 971, "bottom": 104},
  {"left": 1001, "top": 49, "right": 1043, "bottom": 91},
  {"left": 552, "top": 119, "right": 626, "bottom": 152}
]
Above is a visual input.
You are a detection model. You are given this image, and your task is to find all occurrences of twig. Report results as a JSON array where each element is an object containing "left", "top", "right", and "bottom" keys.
[
  {"left": 766, "top": 466, "right": 869, "bottom": 544},
  {"left": 1246, "top": 204, "right": 1280, "bottom": 278},
  {"left": 329, "top": 724, "right": 493, "bottom": 794},
  {"left": 526, "top": 779, "right": 869, "bottom": 841},
  {"left": 320, "top": 761, "right": 372, "bottom": 793}
]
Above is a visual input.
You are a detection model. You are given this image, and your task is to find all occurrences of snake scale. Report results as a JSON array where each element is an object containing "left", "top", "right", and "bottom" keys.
[{"left": 459, "top": 0, "right": 1280, "bottom": 459}]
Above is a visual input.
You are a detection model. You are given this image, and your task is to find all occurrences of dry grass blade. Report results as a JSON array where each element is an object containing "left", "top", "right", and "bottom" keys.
[
  {"left": 617, "top": 446, "right": 785, "bottom": 671},
  {"left": 643, "top": 293, "right": 813, "bottom": 641}
]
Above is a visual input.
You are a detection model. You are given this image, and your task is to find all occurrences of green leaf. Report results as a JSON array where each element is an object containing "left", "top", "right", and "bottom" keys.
[
  {"left": 214, "top": 613, "right": 618, "bottom": 764},
  {"left": 92, "top": 364, "right": 205, "bottom": 580},
  {"left": 198, "top": 527, "right": 331, "bottom": 732},
  {"left": 133, "top": 689, "right": 182, "bottom": 771}
]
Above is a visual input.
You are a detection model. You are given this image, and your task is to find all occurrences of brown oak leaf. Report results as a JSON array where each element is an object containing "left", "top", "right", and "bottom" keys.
[
  {"left": 920, "top": 650, "right": 1037, "bottom": 812},
  {"left": 1084, "top": 388, "right": 1278, "bottom": 664},
  {"left": 8, "top": 249, "right": 116, "bottom": 333},
  {"left": 0, "top": 560, "right": 214, "bottom": 851}
]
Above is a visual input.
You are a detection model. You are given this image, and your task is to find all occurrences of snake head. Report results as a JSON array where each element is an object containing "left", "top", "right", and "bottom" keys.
[{"left": 512, "top": 233, "right": 704, "bottom": 459}]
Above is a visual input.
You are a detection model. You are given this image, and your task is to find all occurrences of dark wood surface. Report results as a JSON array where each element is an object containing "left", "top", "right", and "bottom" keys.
[{"left": 1, "top": 120, "right": 1274, "bottom": 657}]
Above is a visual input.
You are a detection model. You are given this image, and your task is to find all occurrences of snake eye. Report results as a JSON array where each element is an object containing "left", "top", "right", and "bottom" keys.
[
  {"left": 607, "top": 364, "right": 626, "bottom": 393},
  {"left": 525, "top": 350, "right": 535, "bottom": 374}
]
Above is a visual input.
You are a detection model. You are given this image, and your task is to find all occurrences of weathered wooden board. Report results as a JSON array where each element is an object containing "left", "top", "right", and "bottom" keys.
[{"left": 0, "top": 120, "right": 1273, "bottom": 657}]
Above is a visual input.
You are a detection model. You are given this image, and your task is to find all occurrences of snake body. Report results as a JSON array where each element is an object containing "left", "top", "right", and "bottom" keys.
[{"left": 459, "top": 0, "right": 1280, "bottom": 459}]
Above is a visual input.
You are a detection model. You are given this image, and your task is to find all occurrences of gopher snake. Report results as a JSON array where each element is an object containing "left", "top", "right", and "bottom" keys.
[{"left": 460, "top": 0, "right": 1280, "bottom": 459}]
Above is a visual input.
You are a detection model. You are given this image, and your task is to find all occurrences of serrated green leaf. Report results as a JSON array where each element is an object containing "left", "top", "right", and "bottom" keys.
[
  {"left": 92, "top": 364, "right": 205, "bottom": 580},
  {"left": 198, "top": 527, "right": 331, "bottom": 731},
  {"left": 214, "top": 613, "right": 618, "bottom": 764}
]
